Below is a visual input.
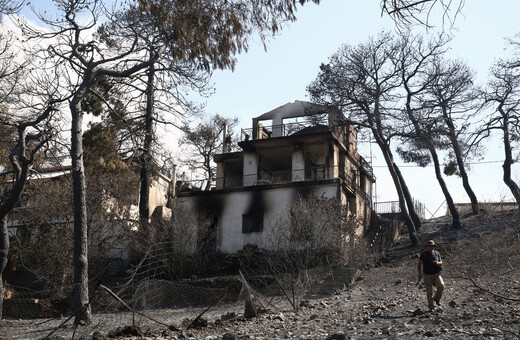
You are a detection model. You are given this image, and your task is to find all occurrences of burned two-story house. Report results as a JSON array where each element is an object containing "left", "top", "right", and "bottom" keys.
[{"left": 175, "top": 101, "right": 375, "bottom": 254}]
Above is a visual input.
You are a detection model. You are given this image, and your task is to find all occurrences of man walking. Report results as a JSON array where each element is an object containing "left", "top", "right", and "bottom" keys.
[{"left": 417, "top": 240, "right": 444, "bottom": 310}]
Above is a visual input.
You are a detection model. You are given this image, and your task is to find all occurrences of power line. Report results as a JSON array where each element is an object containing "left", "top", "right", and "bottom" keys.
[{"left": 371, "top": 160, "right": 505, "bottom": 168}]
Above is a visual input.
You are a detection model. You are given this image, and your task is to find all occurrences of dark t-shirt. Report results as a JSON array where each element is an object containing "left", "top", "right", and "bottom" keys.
[{"left": 420, "top": 250, "right": 442, "bottom": 275}]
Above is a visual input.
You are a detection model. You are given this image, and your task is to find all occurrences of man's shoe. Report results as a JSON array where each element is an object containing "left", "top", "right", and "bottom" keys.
[{"left": 434, "top": 299, "right": 441, "bottom": 306}]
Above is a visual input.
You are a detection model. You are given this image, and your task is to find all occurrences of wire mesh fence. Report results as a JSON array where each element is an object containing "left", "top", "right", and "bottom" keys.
[
  {"left": 0, "top": 264, "right": 365, "bottom": 340},
  {"left": 1, "top": 277, "right": 242, "bottom": 339}
]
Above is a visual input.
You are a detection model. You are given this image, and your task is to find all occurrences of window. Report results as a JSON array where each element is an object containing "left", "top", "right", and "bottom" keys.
[{"left": 242, "top": 213, "right": 263, "bottom": 233}]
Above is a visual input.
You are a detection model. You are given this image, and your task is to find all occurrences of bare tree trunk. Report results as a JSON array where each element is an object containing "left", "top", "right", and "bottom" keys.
[
  {"left": 376, "top": 138, "right": 419, "bottom": 246},
  {"left": 204, "top": 155, "right": 213, "bottom": 191},
  {"left": 501, "top": 112, "right": 520, "bottom": 208},
  {"left": 0, "top": 215, "right": 9, "bottom": 320},
  {"left": 442, "top": 107, "right": 479, "bottom": 215},
  {"left": 139, "top": 61, "right": 155, "bottom": 221},
  {"left": 71, "top": 86, "right": 91, "bottom": 325},
  {"left": 430, "top": 147, "right": 461, "bottom": 228},
  {"left": 394, "top": 165, "right": 423, "bottom": 231},
  {"left": 0, "top": 148, "right": 31, "bottom": 319},
  {"left": 403, "top": 97, "right": 455, "bottom": 228}
]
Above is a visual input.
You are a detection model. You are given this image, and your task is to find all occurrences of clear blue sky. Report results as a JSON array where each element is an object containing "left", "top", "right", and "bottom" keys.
[{"left": 200, "top": 0, "right": 520, "bottom": 217}]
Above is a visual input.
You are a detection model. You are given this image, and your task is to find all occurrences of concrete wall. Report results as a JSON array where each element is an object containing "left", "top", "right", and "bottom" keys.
[
  {"left": 148, "top": 175, "right": 171, "bottom": 219},
  {"left": 176, "top": 181, "right": 340, "bottom": 254}
]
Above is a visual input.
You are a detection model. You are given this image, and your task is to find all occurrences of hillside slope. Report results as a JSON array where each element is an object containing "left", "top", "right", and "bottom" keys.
[{"left": 184, "top": 210, "right": 520, "bottom": 339}]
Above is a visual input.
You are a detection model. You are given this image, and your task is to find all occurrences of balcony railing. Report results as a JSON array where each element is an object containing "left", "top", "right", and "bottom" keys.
[
  {"left": 257, "top": 169, "right": 292, "bottom": 184},
  {"left": 216, "top": 166, "right": 372, "bottom": 206},
  {"left": 374, "top": 199, "right": 426, "bottom": 219},
  {"left": 241, "top": 118, "right": 329, "bottom": 141},
  {"left": 339, "top": 171, "right": 372, "bottom": 205},
  {"left": 374, "top": 201, "right": 401, "bottom": 214},
  {"left": 359, "top": 156, "right": 374, "bottom": 178}
]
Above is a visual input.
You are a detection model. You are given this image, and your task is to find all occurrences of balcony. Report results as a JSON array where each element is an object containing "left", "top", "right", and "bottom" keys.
[
  {"left": 241, "top": 118, "right": 329, "bottom": 142},
  {"left": 359, "top": 156, "right": 374, "bottom": 178},
  {"left": 339, "top": 170, "right": 372, "bottom": 206},
  {"left": 215, "top": 166, "right": 372, "bottom": 205}
]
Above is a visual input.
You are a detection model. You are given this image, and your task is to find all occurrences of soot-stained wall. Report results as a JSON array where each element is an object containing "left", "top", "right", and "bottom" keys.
[{"left": 176, "top": 181, "right": 341, "bottom": 254}]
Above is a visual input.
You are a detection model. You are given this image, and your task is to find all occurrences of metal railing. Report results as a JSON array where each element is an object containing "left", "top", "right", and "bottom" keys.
[
  {"left": 374, "top": 199, "right": 426, "bottom": 219},
  {"left": 374, "top": 201, "right": 401, "bottom": 214},
  {"left": 241, "top": 118, "right": 329, "bottom": 142},
  {"left": 359, "top": 156, "right": 374, "bottom": 178},
  {"left": 339, "top": 171, "right": 372, "bottom": 205},
  {"left": 215, "top": 166, "right": 372, "bottom": 206}
]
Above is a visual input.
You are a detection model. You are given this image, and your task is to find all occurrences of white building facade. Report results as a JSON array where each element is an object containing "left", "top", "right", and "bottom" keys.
[{"left": 176, "top": 101, "right": 375, "bottom": 254}]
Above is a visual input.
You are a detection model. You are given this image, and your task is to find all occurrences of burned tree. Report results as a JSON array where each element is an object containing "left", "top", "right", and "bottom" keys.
[
  {"left": 240, "top": 193, "right": 366, "bottom": 311},
  {"left": 0, "top": 100, "right": 62, "bottom": 319},
  {"left": 0, "top": 24, "right": 65, "bottom": 319},
  {"left": 96, "top": 0, "right": 322, "bottom": 222},
  {"left": 425, "top": 58, "right": 480, "bottom": 215},
  {"left": 0, "top": 0, "right": 23, "bottom": 16},
  {"left": 395, "top": 34, "right": 462, "bottom": 228},
  {"left": 480, "top": 42, "right": 520, "bottom": 208},
  {"left": 381, "top": 0, "right": 465, "bottom": 29},
  {"left": 308, "top": 31, "right": 421, "bottom": 246}
]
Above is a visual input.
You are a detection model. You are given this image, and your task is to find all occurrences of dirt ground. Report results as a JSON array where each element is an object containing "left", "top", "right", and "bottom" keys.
[
  {"left": 176, "top": 211, "right": 520, "bottom": 340},
  {"left": 2, "top": 210, "right": 519, "bottom": 339}
]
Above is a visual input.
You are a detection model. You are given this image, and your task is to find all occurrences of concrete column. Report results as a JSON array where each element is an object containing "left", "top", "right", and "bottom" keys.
[
  {"left": 272, "top": 117, "right": 283, "bottom": 137},
  {"left": 216, "top": 162, "right": 225, "bottom": 189},
  {"left": 243, "top": 151, "right": 258, "bottom": 186},
  {"left": 329, "top": 143, "right": 339, "bottom": 179},
  {"left": 292, "top": 146, "right": 305, "bottom": 182}
]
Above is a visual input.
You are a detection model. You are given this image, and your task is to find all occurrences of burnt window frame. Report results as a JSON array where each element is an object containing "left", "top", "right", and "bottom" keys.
[{"left": 242, "top": 212, "right": 263, "bottom": 233}]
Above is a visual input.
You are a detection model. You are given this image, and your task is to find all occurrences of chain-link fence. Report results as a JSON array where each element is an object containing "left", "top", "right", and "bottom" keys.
[
  {"left": 1, "top": 277, "right": 242, "bottom": 339},
  {"left": 0, "top": 263, "right": 370, "bottom": 340}
]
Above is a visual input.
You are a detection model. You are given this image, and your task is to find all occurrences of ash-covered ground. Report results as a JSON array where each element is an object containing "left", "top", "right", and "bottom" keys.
[
  {"left": 4, "top": 211, "right": 520, "bottom": 340},
  {"left": 176, "top": 211, "right": 520, "bottom": 340}
]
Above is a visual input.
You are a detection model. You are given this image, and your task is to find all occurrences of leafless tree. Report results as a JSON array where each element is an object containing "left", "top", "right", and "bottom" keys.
[
  {"left": 241, "top": 193, "right": 370, "bottom": 311},
  {"left": 15, "top": 0, "right": 168, "bottom": 323},
  {"left": 424, "top": 57, "right": 481, "bottom": 215},
  {"left": 479, "top": 39, "right": 520, "bottom": 208},
  {"left": 128, "top": 206, "right": 215, "bottom": 281},
  {"left": 102, "top": 0, "right": 321, "bottom": 221},
  {"left": 7, "top": 126, "right": 140, "bottom": 309},
  {"left": 308, "top": 31, "right": 422, "bottom": 246},
  {"left": 0, "top": 24, "right": 66, "bottom": 318},
  {"left": 0, "top": 93, "right": 64, "bottom": 320},
  {"left": 395, "top": 34, "right": 463, "bottom": 227},
  {"left": 0, "top": 0, "right": 23, "bottom": 17},
  {"left": 96, "top": 6, "right": 209, "bottom": 221},
  {"left": 0, "top": 109, "right": 60, "bottom": 319},
  {"left": 380, "top": 0, "right": 465, "bottom": 29}
]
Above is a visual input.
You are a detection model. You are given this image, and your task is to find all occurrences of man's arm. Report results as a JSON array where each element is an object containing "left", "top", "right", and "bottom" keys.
[{"left": 433, "top": 252, "right": 443, "bottom": 266}]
